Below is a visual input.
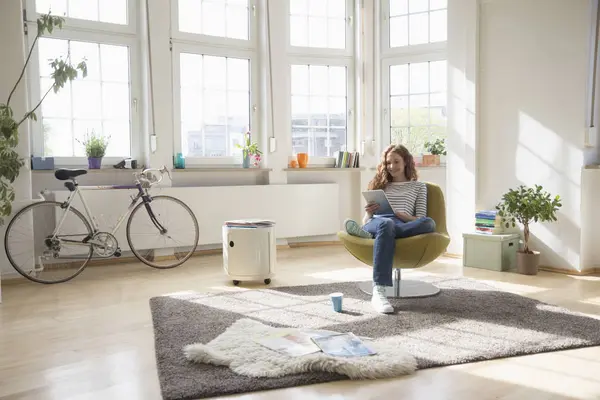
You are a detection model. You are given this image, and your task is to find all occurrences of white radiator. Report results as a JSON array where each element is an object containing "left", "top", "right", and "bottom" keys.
[
  {"left": 51, "top": 183, "right": 341, "bottom": 252},
  {"left": 581, "top": 167, "right": 600, "bottom": 269}
]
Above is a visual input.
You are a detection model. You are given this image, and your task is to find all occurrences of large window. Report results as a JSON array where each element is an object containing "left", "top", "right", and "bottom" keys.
[
  {"left": 172, "top": 0, "right": 257, "bottom": 164},
  {"left": 289, "top": 0, "right": 354, "bottom": 160},
  {"left": 37, "top": 38, "right": 132, "bottom": 157},
  {"left": 388, "top": 0, "right": 447, "bottom": 48},
  {"left": 387, "top": 60, "right": 446, "bottom": 153},
  {"left": 291, "top": 64, "right": 348, "bottom": 157},
  {"left": 289, "top": 0, "right": 347, "bottom": 49},
  {"left": 27, "top": 0, "right": 138, "bottom": 164},
  {"left": 380, "top": 0, "right": 447, "bottom": 155},
  {"left": 177, "top": 0, "right": 251, "bottom": 41},
  {"left": 34, "top": 0, "right": 129, "bottom": 25},
  {"left": 177, "top": 52, "right": 251, "bottom": 158}
]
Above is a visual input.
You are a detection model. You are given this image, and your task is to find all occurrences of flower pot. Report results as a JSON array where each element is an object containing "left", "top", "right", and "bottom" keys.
[
  {"left": 516, "top": 250, "right": 540, "bottom": 275},
  {"left": 242, "top": 154, "right": 250, "bottom": 168},
  {"left": 297, "top": 152, "right": 309, "bottom": 168},
  {"left": 422, "top": 154, "right": 439, "bottom": 166},
  {"left": 88, "top": 157, "right": 102, "bottom": 169}
]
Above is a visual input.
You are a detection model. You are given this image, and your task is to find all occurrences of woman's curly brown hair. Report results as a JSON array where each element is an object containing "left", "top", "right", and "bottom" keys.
[{"left": 367, "top": 144, "right": 419, "bottom": 190}]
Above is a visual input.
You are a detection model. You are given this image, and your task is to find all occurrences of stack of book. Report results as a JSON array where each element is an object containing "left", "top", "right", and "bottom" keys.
[
  {"left": 475, "top": 210, "right": 498, "bottom": 234},
  {"left": 334, "top": 151, "right": 360, "bottom": 168}
]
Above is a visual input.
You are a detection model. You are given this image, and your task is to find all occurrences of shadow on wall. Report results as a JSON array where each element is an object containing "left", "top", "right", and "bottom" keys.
[
  {"left": 478, "top": 0, "right": 589, "bottom": 270},
  {"left": 526, "top": 209, "right": 583, "bottom": 272}
]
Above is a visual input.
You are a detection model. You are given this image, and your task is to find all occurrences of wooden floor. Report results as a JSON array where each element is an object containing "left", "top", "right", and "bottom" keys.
[{"left": 1, "top": 245, "right": 600, "bottom": 400}]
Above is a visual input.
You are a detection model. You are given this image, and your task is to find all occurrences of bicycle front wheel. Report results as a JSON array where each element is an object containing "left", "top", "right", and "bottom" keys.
[
  {"left": 126, "top": 195, "right": 199, "bottom": 269},
  {"left": 4, "top": 201, "right": 94, "bottom": 284}
]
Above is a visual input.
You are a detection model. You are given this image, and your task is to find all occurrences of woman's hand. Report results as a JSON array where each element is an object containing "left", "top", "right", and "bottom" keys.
[
  {"left": 395, "top": 211, "right": 415, "bottom": 222},
  {"left": 365, "top": 202, "right": 379, "bottom": 217}
]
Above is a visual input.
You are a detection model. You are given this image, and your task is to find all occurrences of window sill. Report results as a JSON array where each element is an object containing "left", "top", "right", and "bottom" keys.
[
  {"left": 284, "top": 167, "right": 366, "bottom": 172},
  {"left": 31, "top": 167, "right": 143, "bottom": 174},
  {"left": 171, "top": 167, "right": 273, "bottom": 172},
  {"left": 368, "top": 165, "right": 447, "bottom": 170}
]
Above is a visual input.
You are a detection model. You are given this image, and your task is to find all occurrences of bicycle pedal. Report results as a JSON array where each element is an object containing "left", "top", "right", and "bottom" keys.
[{"left": 114, "top": 249, "right": 122, "bottom": 257}]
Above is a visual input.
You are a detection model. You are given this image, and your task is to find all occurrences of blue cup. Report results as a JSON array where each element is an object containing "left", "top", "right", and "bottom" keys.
[{"left": 330, "top": 292, "right": 343, "bottom": 312}]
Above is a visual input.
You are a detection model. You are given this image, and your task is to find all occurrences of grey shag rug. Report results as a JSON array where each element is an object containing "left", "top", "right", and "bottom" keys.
[{"left": 149, "top": 276, "right": 600, "bottom": 400}]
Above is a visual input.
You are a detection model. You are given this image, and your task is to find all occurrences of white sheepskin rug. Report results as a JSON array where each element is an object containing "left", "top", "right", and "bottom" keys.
[{"left": 183, "top": 318, "right": 417, "bottom": 379}]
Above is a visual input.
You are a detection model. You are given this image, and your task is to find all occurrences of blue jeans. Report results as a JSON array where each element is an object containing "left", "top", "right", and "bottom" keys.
[{"left": 363, "top": 215, "right": 436, "bottom": 286}]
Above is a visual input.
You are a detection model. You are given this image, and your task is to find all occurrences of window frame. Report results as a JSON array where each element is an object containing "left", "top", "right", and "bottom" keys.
[
  {"left": 170, "top": 0, "right": 258, "bottom": 166},
  {"left": 288, "top": 55, "right": 355, "bottom": 164},
  {"left": 25, "top": 0, "right": 137, "bottom": 35},
  {"left": 25, "top": 2, "right": 141, "bottom": 167},
  {"left": 171, "top": 42, "right": 260, "bottom": 166},
  {"left": 377, "top": 0, "right": 447, "bottom": 153},
  {"left": 170, "top": 0, "right": 259, "bottom": 51},
  {"left": 286, "top": 0, "right": 355, "bottom": 58},
  {"left": 380, "top": 51, "right": 447, "bottom": 150},
  {"left": 286, "top": 0, "right": 357, "bottom": 164},
  {"left": 379, "top": 0, "right": 447, "bottom": 57}
]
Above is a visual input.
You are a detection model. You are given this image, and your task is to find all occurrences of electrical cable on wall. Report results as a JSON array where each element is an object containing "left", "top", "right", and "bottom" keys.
[
  {"left": 145, "top": 0, "right": 157, "bottom": 154},
  {"left": 266, "top": 0, "right": 276, "bottom": 151}
]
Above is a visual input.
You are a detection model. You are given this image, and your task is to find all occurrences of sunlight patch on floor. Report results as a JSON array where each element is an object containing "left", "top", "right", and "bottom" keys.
[
  {"left": 464, "top": 359, "right": 600, "bottom": 398},
  {"left": 473, "top": 280, "right": 549, "bottom": 295},
  {"left": 306, "top": 267, "right": 372, "bottom": 281},
  {"left": 581, "top": 296, "right": 600, "bottom": 306},
  {"left": 568, "top": 275, "right": 600, "bottom": 282}
]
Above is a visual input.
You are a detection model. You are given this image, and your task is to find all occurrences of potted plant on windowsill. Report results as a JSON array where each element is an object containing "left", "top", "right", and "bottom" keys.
[
  {"left": 0, "top": 12, "right": 87, "bottom": 224},
  {"left": 496, "top": 184, "right": 562, "bottom": 275},
  {"left": 77, "top": 130, "right": 110, "bottom": 169},
  {"left": 423, "top": 138, "right": 446, "bottom": 166},
  {"left": 235, "top": 131, "right": 262, "bottom": 168}
]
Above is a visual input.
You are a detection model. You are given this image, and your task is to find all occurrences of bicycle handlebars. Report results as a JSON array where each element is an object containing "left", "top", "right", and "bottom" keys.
[{"left": 135, "top": 165, "right": 171, "bottom": 187}]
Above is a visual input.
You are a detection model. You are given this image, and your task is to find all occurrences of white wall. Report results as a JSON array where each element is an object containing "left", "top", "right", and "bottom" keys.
[
  {"left": 0, "top": 0, "right": 33, "bottom": 298},
  {"left": 469, "top": 0, "right": 592, "bottom": 272},
  {"left": 446, "top": 0, "right": 479, "bottom": 255}
]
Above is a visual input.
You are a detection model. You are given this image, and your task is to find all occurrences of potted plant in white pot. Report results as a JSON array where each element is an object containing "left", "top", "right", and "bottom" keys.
[
  {"left": 0, "top": 12, "right": 87, "bottom": 224},
  {"left": 77, "top": 130, "right": 110, "bottom": 169},
  {"left": 495, "top": 184, "right": 562, "bottom": 275}
]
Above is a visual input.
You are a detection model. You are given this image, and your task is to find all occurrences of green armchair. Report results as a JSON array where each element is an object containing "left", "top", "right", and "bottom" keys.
[{"left": 337, "top": 182, "right": 450, "bottom": 298}]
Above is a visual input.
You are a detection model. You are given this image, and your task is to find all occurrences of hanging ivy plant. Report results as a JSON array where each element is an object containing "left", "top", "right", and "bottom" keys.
[{"left": 0, "top": 12, "right": 87, "bottom": 224}]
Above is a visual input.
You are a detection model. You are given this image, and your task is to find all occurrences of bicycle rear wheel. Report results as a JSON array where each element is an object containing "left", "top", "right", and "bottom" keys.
[
  {"left": 4, "top": 201, "right": 93, "bottom": 284},
  {"left": 126, "top": 195, "right": 199, "bottom": 269}
]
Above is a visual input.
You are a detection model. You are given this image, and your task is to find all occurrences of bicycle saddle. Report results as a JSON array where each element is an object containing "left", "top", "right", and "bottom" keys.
[{"left": 54, "top": 168, "right": 88, "bottom": 181}]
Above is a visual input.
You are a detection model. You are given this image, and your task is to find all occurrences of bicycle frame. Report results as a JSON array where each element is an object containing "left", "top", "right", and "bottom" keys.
[
  {"left": 47, "top": 166, "right": 171, "bottom": 249},
  {"left": 53, "top": 182, "right": 150, "bottom": 246}
]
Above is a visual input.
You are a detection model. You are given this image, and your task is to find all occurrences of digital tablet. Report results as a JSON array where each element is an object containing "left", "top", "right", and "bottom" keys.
[{"left": 361, "top": 190, "right": 395, "bottom": 215}]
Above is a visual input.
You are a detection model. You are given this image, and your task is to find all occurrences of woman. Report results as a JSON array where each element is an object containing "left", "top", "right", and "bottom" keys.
[{"left": 344, "top": 144, "right": 436, "bottom": 313}]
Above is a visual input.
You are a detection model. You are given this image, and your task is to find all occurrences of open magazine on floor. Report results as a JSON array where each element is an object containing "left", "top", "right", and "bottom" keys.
[
  {"left": 255, "top": 329, "right": 376, "bottom": 357},
  {"left": 311, "top": 332, "right": 377, "bottom": 357},
  {"left": 254, "top": 329, "right": 339, "bottom": 357}
]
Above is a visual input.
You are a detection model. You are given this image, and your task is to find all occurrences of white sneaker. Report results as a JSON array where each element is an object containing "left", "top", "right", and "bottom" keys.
[{"left": 371, "top": 285, "right": 394, "bottom": 314}]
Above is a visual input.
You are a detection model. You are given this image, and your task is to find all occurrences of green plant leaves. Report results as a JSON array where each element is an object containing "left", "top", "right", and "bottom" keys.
[
  {"left": 424, "top": 138, "right": 447, "bottom": 155},
  {"left": 76, "top": 130, "right": 110, "bottom": 158},
  {"left": 236, "top": 132, "right": 262, "bottom": 157},
  {"left": 495, "top": 184, "right": 562, "bottom": 250},
  {"left": 0, "top": 12, "right": 86, "bottom": 223}
]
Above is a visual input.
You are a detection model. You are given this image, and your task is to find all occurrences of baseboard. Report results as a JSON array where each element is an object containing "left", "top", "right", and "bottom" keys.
[
  {"left": 443, "top": 252, "right": 462, "bottom": 259},
  {"left": 0, "top": 241, "right": 341, "bottom": 284},
  {"left": 538, "top": 265, "right": 600, "bottom": 276},
  {"left": 288, "top": 241, "right": 342, "bottom": 248}
]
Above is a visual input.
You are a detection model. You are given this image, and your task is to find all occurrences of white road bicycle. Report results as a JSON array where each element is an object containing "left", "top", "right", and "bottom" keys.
[{"left": 4, "top": 166, "right": 199, "bottom": 284}]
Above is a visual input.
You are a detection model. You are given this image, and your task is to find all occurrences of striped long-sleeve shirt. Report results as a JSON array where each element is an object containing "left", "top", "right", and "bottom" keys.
[{"left": 383, "top": 181, "right": 428, "bottom": 218}]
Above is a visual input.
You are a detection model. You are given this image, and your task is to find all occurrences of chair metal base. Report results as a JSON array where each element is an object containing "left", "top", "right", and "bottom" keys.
[{"left": 358, "top": 269, "right": 441, "bottom": 298}]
